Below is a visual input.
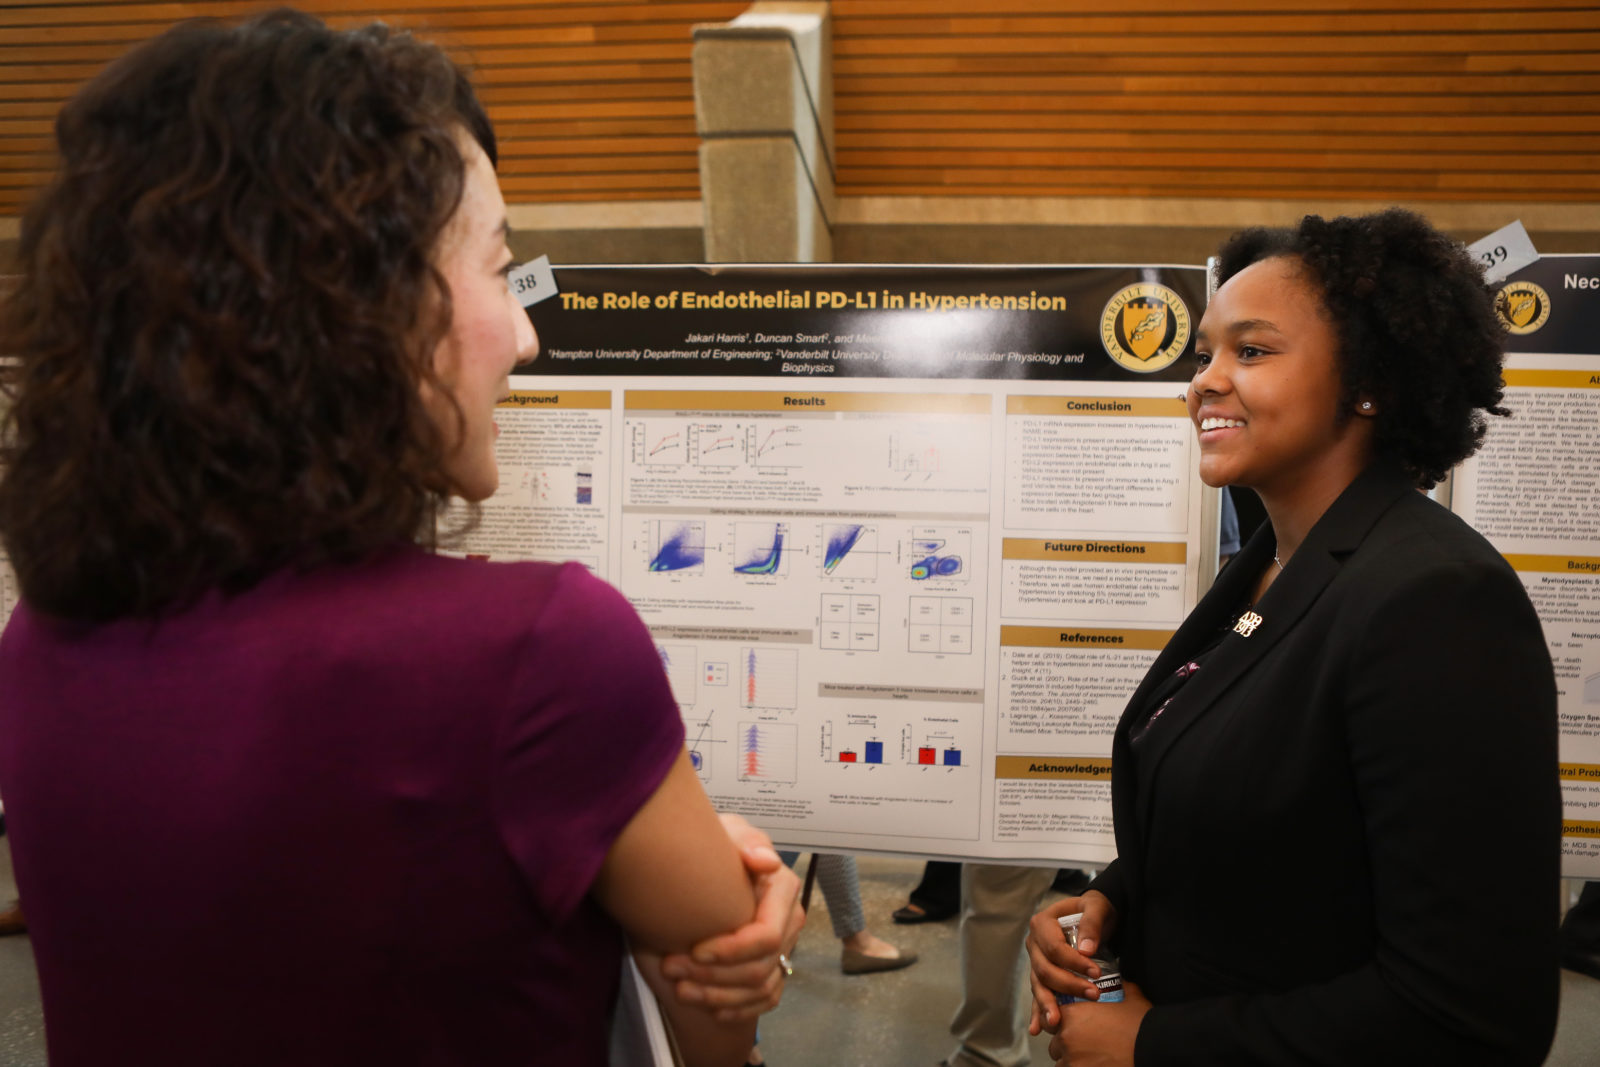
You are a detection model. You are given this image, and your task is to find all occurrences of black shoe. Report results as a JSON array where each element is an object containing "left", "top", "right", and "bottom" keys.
[
  {"left": 1563, "top": 950, "right": 1600, "bottom": 983},
  {"left": 892, "top": 902, "right": 957, "bottom": 924}
]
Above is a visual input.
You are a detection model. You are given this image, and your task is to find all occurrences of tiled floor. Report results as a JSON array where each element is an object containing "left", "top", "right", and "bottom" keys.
[{"left": 1, "top": 846, "right": 1596, "bottom": 1066}]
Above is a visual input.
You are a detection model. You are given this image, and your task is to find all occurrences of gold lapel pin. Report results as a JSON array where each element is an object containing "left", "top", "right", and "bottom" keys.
[{"left": 1234, "top": 611, "right": 1263, "bottom": 637}]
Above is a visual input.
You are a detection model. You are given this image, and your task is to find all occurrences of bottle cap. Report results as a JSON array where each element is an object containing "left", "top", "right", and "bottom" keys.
[{"left": 1057, "top": 912, "right": 1084, "bottom": 947}]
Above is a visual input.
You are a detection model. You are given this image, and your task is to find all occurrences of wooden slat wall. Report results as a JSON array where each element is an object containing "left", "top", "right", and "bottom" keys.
[
  {"left": 2, "top": 0, "right": 1598, "bottom": 213},
  {"left": 0, "top": 1, "right": 747, "bottom": 213},
  {"left": 831, "top": 0, "right": 1600, "bottom": 201}
]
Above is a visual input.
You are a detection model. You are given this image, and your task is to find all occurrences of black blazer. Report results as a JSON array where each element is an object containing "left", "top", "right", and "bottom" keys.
[{"left": 1091, "top": 464, "right": 1561, "bottom": 1065}]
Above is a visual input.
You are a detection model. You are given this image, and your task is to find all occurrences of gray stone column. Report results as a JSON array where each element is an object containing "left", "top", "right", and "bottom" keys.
[{"left": 692, "top": 3, "right": 834, "bottom": 263}]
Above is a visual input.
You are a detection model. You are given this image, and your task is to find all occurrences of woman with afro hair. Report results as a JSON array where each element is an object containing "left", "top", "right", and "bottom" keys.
[{"left": 1026, "top": 208, "right": 1561, "bottom": 1066}]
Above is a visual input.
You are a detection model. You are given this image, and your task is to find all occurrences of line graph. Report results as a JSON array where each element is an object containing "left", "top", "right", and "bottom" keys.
[
  {"left": 645, "top": 428, "right": 687, "bottom": 465},
  {"left": 628, "top": 420, "right": 691, "bottom": 467},
  {"left": 695, "top": 422, "right": 741, "bottom": 465},
  {"left": 748, "top": 423, "right": 804, "bottom": 467}
]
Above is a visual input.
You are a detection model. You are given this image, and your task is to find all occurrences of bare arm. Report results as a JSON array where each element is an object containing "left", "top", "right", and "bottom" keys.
[
  {"left": 659, "top": 814, "right": 805, "bottom": 1021},
  {"left": 593, "top": 749, "right": 758, "bottom": 1066}
]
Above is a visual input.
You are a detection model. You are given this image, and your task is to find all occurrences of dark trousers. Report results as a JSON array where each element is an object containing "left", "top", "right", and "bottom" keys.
[
  {"left": 1561, "top": 881, "right": 1600, "bottom": 979},
  {"left": 909, "top": 860, "right": 961, "bottom": 913}
]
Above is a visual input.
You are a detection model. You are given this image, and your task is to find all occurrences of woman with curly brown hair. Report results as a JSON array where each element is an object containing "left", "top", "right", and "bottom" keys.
[
  {"left": 0, "top": 10, "right": 798, "bottom": 1066},
  {"left": 1025, "top": 209, "right": 1562, "bottom": 1065}
]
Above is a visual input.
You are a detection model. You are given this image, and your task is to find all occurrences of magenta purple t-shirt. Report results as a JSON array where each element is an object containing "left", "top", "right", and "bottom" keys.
[{"left": 0, "top": 547, "right": 685, "bottom": 1065}]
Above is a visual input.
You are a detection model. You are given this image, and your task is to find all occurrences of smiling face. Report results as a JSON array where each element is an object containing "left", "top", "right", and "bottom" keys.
[
  {"left": 1188, "top": 256, "right": 1374, "bottom": 503},
  {"left": 427, "top": 138, "right": 538, "bottom": 502}
]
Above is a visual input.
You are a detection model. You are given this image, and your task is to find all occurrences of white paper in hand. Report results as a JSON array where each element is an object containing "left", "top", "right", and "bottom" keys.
[
  {"left": 1468, "top": 221, "right": 1539, "bottom": 286},
  {"left": 506, "top": 255, "right": 558, "bottom": 308}
]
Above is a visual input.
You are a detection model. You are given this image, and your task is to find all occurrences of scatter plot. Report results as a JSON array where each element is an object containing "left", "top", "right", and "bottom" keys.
[
  {"left": 649, "top": 521, "right": 705, "bottom": 573},
  {"left": 821, "top": 523, "right": 877, "bottom": 579},
  {"left": 738, "top": 722, "right": 798, "bottom": 783},
  {"left": 734, "top": 523, "right": 788, "bottom": 576},
  {"left": 685, "top": 718, "right": 715, "bottom": 782},
  {"left": 905, "top": 529, "right": 970, "bottom": 583},
  {"left": 739, "top": 647, "right": 799, "bottom": 710}
]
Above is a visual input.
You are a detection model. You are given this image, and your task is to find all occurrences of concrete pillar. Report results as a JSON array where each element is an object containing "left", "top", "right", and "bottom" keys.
[{"left": 692, "top": 3, "right": 834, "bottom": 263}]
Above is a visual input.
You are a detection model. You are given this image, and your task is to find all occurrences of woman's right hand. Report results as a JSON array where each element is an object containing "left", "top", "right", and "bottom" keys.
[{"left": 1026, "top": 889, "right": 1119, "bottom": 1036}]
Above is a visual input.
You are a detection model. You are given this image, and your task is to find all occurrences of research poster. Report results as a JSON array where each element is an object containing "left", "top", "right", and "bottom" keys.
[
  {"left": 460, "top": 265, "right": 1208, "bottom": 864},
  {"left": 1451, "top": 254, "right": 1600, "bottom": 880}
]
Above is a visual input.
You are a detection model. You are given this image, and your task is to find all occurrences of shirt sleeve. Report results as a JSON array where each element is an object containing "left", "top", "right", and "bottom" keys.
[
  {"left": 1135, "top": 557, "right": 1561, "bottom": 1066},
  {"left": 492, "top": 563, "right": 686, "bottom": 921}
]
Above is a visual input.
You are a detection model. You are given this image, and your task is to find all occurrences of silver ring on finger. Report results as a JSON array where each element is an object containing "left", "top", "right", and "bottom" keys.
[{"left": 777, "top": 953, "right": 794, "bottom": 977}]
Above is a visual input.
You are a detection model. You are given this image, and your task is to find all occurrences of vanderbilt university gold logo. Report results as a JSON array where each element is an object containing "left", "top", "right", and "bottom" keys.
[
  {"left": 1495, "top": 280, "right": 1551, "bottom": 335},
  {"left": 1101, "top": 283, "right": 1191, "bottom": 373}
]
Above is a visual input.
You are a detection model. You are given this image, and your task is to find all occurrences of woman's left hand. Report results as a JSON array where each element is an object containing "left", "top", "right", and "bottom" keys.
[{"left": 1046, "top": 979, "right": 1151, "bottom": 1067}]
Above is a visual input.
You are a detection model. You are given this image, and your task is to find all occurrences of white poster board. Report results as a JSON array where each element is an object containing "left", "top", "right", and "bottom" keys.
[
  {"left": 1451, "top": 253, "right": 1600, "bottom": 880},
  {"left": 459, "top": 263, "right": 1209, "bottom": 865}
]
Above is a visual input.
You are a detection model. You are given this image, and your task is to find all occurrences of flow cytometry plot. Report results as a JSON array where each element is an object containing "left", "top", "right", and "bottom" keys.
[
  {"left": 656, "top": 643, "right": 697, "bottom": 706},
  {"left": 649, "top": 520, "right": 706, "bottom": 573},
  {"left": 739, "top": 721, "right": 798, "bottom": 783},
  {"left": 739, "top": 647, "right": 799, "bottom": 710},
  {"left": 749, "top": 423, "right": 804, "bottom": 467},
  {"left": 905, "top": 529, "right": 971, "bottom": 582},
  {"left": 821, "top": 523, "right": 877, "bottom": 580},
  {"left": 685, "top": 719, "right": 715, "bottom": 782},
  {"left": 733, "top": 523, "right": 788, "bottom": 576}
]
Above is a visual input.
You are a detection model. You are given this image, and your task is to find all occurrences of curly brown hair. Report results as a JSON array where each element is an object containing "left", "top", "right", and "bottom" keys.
[
  {"left": 0, "top": 9, "right": 496, "bottom": 621},
  {"left": 1214, "top": 209, "right": 1508, "bottom": 489}
]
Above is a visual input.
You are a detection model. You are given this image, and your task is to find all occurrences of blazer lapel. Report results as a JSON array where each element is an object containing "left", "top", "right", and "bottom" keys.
[
  {"left": 1116, "top": 530, "right": 1272, "bottom": 729},
  {"left": 1128, "top": 465, "right": 1417, "bottom": 829},
  {"left": 1108, "top": 526, "right": 1273, "bottom": 878}
]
